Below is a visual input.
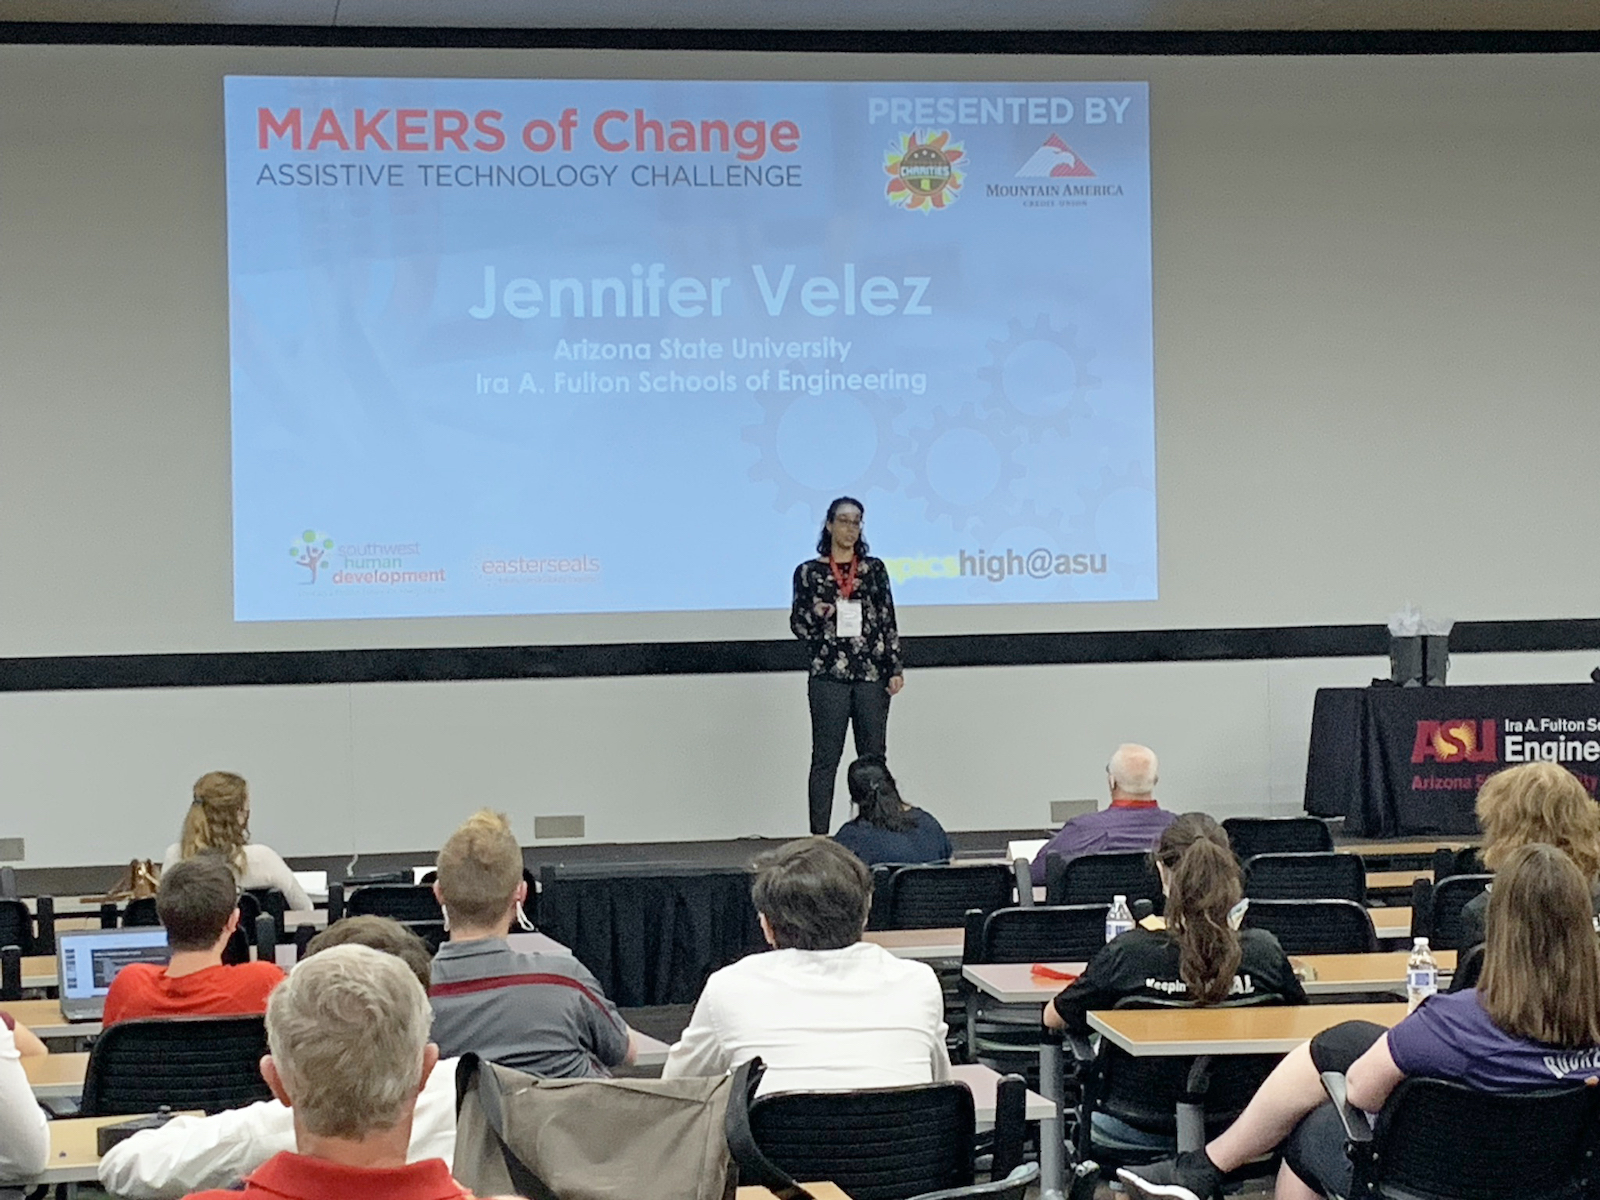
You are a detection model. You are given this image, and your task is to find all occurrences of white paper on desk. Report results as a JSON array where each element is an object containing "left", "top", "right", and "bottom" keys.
[{"left": 836, "top": 599, "right": 862, "bottom": 638}]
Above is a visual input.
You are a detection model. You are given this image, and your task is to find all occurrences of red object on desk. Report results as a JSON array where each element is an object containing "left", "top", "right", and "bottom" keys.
[{"left": 1030, "top": 964, "right": 1079, "bottom": 983}]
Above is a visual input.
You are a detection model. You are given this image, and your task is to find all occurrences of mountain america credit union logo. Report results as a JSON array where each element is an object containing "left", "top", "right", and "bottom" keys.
[
  {"left": 1015, "top": 133, "right": 1094, "bottom": 178},
  {"left": 884, "top": 130, "right": 965, "bottom": 212},
  {"left": 1411, "top": 720, "right": 1499, "bottom": 764}
]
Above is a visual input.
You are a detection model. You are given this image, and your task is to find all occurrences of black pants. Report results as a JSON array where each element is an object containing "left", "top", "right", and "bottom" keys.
[
  {"left": 1281, "top": 1020, "right": 1391, "bottom": 1197},
  {"left": 807, "top": 676, "right": 890, "bottom": 835}
]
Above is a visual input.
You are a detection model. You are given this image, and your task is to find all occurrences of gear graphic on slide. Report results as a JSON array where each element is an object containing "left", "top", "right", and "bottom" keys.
[
  {"left": 964, "top": 498, "right": 1073, "bottom": 560},
  {"left": 742, "top": 387, "right": 912, "bottom": 515},
  {"left": 903, "top": 403, "right": 1028, "bottom": 531},
  {"left": 1071, "top": 460, "right": 1157, "bottom": 590},
  {"left": 975, "top": 315, "right": 1100, "bottom": 439}
]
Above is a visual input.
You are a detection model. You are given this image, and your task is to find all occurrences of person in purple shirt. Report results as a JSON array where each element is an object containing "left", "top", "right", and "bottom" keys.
[
  {"left": 1119, "top": 842, "right": 1600, "bottom": 1200},
  {"left": 1030, "top": 743, "right": 1177, "bottom": 885}
]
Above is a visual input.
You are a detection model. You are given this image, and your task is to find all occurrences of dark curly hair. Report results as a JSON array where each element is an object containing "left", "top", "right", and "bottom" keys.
[{"left": 815, "top": 496, "right": 870, "bottom": 557}]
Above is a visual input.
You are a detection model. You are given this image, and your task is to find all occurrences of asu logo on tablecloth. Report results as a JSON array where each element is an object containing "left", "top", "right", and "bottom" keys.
[
  {"left": 884, "top": 130, "right": 965, "bottom": 212},
  {"left": 1411, "top": 720, "right": 1499, "bottom": 764}
]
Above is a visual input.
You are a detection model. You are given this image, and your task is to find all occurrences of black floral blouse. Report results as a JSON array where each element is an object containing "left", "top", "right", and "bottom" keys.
[{"left": 790, "top": 556, "right": 904, "bottom": 683}]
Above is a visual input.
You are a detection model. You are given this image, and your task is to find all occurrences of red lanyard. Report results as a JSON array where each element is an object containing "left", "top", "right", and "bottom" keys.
[{"left": 829, "top": 556, "right": 859, "bottom": 600}]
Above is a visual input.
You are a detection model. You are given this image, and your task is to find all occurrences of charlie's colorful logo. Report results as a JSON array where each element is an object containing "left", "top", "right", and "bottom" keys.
[
  {"left": 289, "top": 530, "right": 335, "bottom": 583},
  {"left": 1411, "top": 720, "right": 1499, "bottom": 764},
  {"left": 884, "top": 131, "right": 965, "bottom": 212},
  {"left": 1016, "top": 133, "right": 1094, "bottom": 178}
]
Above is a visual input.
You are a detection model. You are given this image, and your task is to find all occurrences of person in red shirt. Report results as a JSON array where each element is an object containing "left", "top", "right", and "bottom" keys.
[
  {"left": 181, "top": 943, "right": 474, "bottom": 1200},
  {"left": 103, "top": 853, "right": 284, "bottom": 1027}
]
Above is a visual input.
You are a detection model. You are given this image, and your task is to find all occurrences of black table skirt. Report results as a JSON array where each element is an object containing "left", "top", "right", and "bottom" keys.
[{"left": 1305, "top": 684, "right": 1600, "bottom": 837}]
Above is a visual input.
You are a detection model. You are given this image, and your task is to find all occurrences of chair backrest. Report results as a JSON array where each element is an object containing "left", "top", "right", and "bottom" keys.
[
  {"left": 748, "top": 1082, "right": 976, "bottom": 1200},
  {"left": 1366, "top": 1076, "right": 1598, "bottom": 1200},
  {"left": 121, "top": 897, "right": 160, "bottom": 927},
  {"left": 1087, "top": 995, "right": 1284, "bottom": 1142},
  {"left": 1430, "top": 875, "right": 1492, "bottom": 951},
  {"left": 1447, "top": 942, "right": 1485, "bottom": 993},
  {"left": 969, "top": 905, "right": 1110, "bottom": 965},
  {"left": 1241, "top": 898, "right": 1376, "bottom": 954},
  {"left": 0, "top": 899, "right": 34, "bottom": 956},
  {"left": 1432, "top": 846, "right": 1485, "bottom": 881},
  {"left": 244, "top": 887, "right": 289, "bottom": 941},
  {"left": 346, "top": 883, "right": 445, "bottom": 923},
  {"left": 221, "top": 892, "right": 263, "bottom": 967},
  {"left": 886, "top": 864, "right": 1013, "bottom": 930},
  {"left": 1046, "top": 852, "right": 1163, "bottom": 910},
  {"left": 81, "top": 1015, "right": 273, "bottom": 1116},
  {"left": 1221, "top": 817, "right": 1331, "bottom": 859},
  {"left": 1244, "top": 852, "right": 1367, "bottom": 904}
]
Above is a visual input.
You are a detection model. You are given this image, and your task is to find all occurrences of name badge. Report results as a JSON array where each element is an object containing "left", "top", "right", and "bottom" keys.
[{"left": 836, "top": 599, "right": 863, "bottom": 638}]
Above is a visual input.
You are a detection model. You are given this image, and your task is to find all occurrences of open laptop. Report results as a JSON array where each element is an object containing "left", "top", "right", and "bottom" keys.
[{"left": 56, "top": 926, "right": 171, "bottom": 1021}]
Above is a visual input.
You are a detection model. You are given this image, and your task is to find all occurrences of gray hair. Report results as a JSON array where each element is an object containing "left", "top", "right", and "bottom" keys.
[
  {"left": 265, "top": 943, "right": 432, "bottom": 1140},
  {"left": 1108, "top": 743, "right": 1159, "bottom": 796}
]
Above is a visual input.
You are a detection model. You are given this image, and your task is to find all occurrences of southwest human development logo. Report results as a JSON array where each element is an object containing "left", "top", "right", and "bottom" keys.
[
  {"left": 289, "top": 530, "right": 335, "bottom": 583},
  {"left": 1015, "top": 134, "right": 1095, "bottom": 178},
  {"left": 884, "top": 130, "right": 965, "bottom": 212}
]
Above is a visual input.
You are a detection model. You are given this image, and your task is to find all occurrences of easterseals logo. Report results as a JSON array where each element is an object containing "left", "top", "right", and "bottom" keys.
[
  {"left": 289, "top": 530, "right": 335, "bottom": 583},
  {"left": 1411, "top": 720, "right": 1499, "bottom": 764},
  {"left": 1016, "top": 133, "right": 1094, "bottom": 178},
  {"left": 884, "top": 130, "right": 965, "bottom": 212}
]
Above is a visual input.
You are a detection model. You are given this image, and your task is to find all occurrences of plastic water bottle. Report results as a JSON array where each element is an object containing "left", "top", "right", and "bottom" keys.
[
  {"left": 1407, "top": 937, "right": 1438, "bottom": 1011},
  {"left": 1106, "top": 894, "right": 1135, "bottom": 943}
]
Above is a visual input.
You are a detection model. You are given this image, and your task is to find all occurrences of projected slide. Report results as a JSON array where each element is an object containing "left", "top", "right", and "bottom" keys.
[{"left": 225, "top": 77, "right": 1154, "bottom": 621}]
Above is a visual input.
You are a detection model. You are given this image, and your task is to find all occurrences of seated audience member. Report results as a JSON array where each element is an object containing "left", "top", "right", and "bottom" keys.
[
  {"left": 1120, "top": 843, "right": 1600, "bottom": 1200},
  {"left": 429, "top": 810, "right": 635, "bottom": 1076},
  {"left": 179, "top": 944, "right": 471, "bottom": 1200},
  {"left": 103, "top": 854, "right": 284, "bottom": 1027},
  {"left": 1459, "top": 760, "right": 1600, "bottom": 947},
  {"left": 1031, "top": 743, "right": 1177, "bottom": 884},
  {"left": 833, "top": 755, "right": 953, "bottom": 866},
  {"left": 664, "top": 836, "right": 951, "bottom": 1094},
  {"left": 163, "top": 771, "right": 312, "bottom": 912},
  {"left": 0, "top": 1014, "right": 47, "bottom": 1059},
  {"left": 0, "top": 1016, "right": 48, "bottom": 1196},
  {"left": 101, "top": 917, "right": 456, "bottom": 1200}
]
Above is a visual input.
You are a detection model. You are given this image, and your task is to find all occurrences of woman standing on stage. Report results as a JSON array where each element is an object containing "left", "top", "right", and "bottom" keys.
[{"left": 791, "top": 497, "right": 904, "bottom": 836}]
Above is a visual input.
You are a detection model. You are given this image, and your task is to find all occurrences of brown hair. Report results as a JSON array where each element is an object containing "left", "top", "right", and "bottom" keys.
[
  {"left": 308, "top": 916, "right": 433, "bottom": 989},
  {"left": 180, "top": 772, "right": 250, "bottom": 875},
  {"left": 1477, "top": 763, "right": 1600, "bottom": 880},
  {"left": 435, "top": 810, "right": 523, "bottom": 930},
  {"left": 1155, "top": 814, "right": 1243, "bottom": 1006},
  {"left": 156, "top": 853, "right": 240, "bottom": 951},
  {"left": 1480, "top": 843, "right": 1600, "bottom": 1047},
  {"left": 751, "top": 836, "right": 871, "bottom": 951}
]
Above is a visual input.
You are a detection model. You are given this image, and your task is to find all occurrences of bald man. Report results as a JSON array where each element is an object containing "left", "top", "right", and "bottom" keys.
[{"left": 1030, "top": 744, "right": 1178, "bottom": 884}]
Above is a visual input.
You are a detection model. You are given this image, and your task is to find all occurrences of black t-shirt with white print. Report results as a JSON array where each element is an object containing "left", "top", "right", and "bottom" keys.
[{"left": 1051, "top": 926, "right": 1307, "bottom": 1034}]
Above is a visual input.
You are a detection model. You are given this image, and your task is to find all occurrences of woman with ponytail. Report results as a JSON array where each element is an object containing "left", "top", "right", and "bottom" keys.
[
  {"left": 162, "top": 772, "right": 312, "bottom": 911},
  {"left": 832, "top": 756, "right": 953, "bottom": 866},
  {"left": 1045, "top": 813, "right": 1304, "bottom": 1034}
]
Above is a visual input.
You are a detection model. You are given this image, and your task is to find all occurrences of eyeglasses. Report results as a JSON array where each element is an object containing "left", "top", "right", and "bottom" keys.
[{"left": 832, "top": 515, "right": 863, "bottom": 527}]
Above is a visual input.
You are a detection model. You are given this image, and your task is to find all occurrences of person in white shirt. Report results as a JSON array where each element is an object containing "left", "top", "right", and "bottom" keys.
[
  {"left": 98, "top": 916, "right": 453, "bottom": 1199},
  {"left": 161, "top": 771, "right": 312, "bottom": 911},
  {"left": 0, "top": 1020, "right": 49, "bottom": 1196},
  {"left": 664, "top": 836, "right": 951, "bottom": 1095}
]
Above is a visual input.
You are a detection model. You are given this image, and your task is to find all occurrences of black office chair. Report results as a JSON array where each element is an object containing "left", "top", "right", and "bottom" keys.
[
  {"left": 884, "top": 864, "right": 1014, "bottom": 930},
  {"left": 0, "top": 899, "right": 35, "bottom": 956},
  {"left": 1242, "top": 898, "right": 1376, "bottom": 954},
  {"left": 1222, "top": 817, "right": 1332, "bottom": 860},
  {"left": 961, "top": 905, "right": 1108, "bottom": 1082},
  {"left": 1320, "top": 1071, "right": 1599, "bottom": 1200},
  {"left": 1431, "top": 846, "right": 1484, "bottom": 882},
  {"left": 121, "top": 897, "right": 160, "bottom": 927},
  {"left": 1046, "top": 852, "right": 1164, "bottom": 912},
  {"left": 1447, "top": 943, "right": 1484, "bottom": 993},
  {"left": 81, "top": 1015, "right": 273, "bottom": 1116},
  {"left": 244, "top": 887, "right": 290, "bottom": 943},
  {"left": 346, "top": 883, "right": 445, "bottom": 924},
  {"left": 907, "top": 1164, "right": 1040, "bottom": 1200},
  {"left": 1428, "top": 875, "right": 1492, "bottom": 951},
  {"left": 1244, "top": 852, "right": 1367, "bottom": 905},
  {"left": 746, "top": 1079, "right": 1023, "bottom": 1200},
  {"left": 1070, "top": 994, "right": 1285, "bottom": 1176}
]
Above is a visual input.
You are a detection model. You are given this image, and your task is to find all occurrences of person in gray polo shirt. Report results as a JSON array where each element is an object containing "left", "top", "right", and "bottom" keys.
[{"left": 428, "top": 810, "right": 636, "bottom": 1076}]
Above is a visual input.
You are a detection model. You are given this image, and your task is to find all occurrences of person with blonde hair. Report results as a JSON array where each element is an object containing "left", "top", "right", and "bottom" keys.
[
  {"left": 162, "top": 772, "right": 311, "bottom": 912},
  {"left": 1458, "top": 761, "right": 1600, "bottom": 947},
  {"left": 1120, "top": 843, "right": 1600, "bottom": 1200},
  {"left": 427, "top": 810, "right": 636, "bottom": 1076},
  {"left": 176, "top": 944, "right": 472, "bottom": 1200}
]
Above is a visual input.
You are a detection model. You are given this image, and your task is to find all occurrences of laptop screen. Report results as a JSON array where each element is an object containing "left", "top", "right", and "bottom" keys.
[{"left": 57, "top": 928, "right": 171, "bottom": 1000}]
